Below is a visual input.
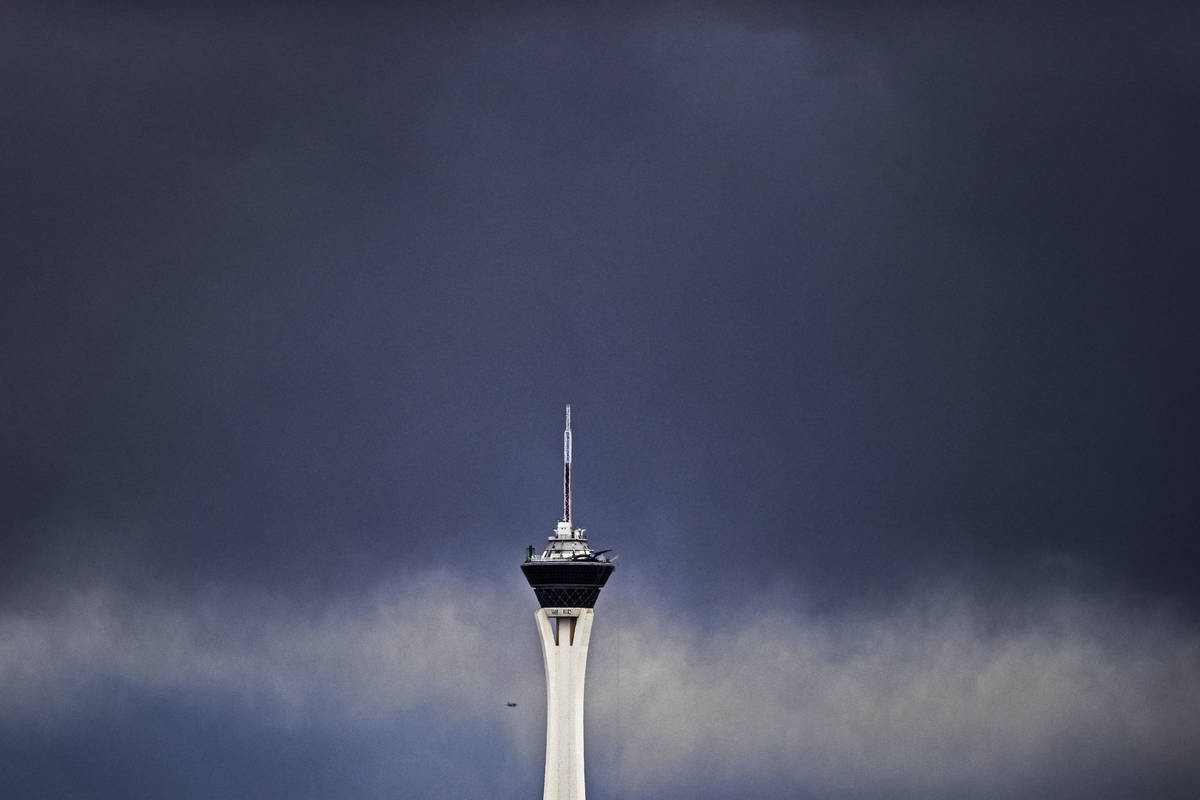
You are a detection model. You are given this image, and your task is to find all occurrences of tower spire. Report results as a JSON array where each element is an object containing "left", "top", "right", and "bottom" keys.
[{"left": 563, "top": 404, "right": 572, "bottom": 524}]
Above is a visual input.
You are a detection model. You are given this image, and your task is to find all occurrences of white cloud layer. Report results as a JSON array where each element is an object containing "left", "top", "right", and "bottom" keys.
[{"left": 3, "top": 572, "right": 1198, "bottom": 797}]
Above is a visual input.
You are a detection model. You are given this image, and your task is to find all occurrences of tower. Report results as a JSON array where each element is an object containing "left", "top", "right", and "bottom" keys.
[{"left": 521, "top": 405, "right": 615, "bottom": 800}]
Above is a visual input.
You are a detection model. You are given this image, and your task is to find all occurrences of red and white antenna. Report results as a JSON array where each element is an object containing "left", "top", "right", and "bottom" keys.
[{"left": 562, "top": 404, "right": 572, "bottom": 523}]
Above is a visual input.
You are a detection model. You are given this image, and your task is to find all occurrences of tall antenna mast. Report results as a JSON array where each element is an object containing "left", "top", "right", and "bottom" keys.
[{"left": 563, "top": 404, "right": 572, "bottom": 524}]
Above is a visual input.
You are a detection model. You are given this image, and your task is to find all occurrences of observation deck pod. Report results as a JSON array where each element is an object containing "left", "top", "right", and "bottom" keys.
[{"left": 522, "top": 521, "right": 615, "bottom": 609}]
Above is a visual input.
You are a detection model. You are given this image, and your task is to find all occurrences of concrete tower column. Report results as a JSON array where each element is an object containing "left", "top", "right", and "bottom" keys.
[{"left": 535, "top": 608, "right": 594, "bottom": 800}]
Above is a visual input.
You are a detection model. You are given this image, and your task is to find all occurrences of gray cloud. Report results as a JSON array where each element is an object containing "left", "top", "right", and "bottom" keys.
[
  {"left": 0, "top": 573, "right": 531, "bottom": 729},
  {"left": 593, "top": 583, "right": 1200, "bottom": 798},
  {"left": 5, "top": 573, "right": 1198, "bottom": 797}
]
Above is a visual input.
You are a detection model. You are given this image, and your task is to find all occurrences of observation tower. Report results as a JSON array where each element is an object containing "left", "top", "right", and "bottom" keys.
[{"left": 521, "top": 405, "right": 615, "bottom": 800}]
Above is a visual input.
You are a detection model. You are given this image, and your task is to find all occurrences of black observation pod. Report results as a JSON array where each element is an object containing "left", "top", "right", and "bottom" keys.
[{"left": 521, "top": 559, "right": 615, "bottom": 608}]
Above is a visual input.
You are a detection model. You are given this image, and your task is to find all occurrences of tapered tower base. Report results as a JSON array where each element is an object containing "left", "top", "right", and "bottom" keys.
[{"left": 535, "top": 607, "right": 594, "bottom": 800}]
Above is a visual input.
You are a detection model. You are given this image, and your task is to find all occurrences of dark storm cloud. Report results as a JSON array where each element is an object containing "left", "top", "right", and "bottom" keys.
[
  {"left": 3, "top": 2, "right": 1199, "bottom": 797},
  {"left": 5, "top": 2, "right": 1194, "bottom": 595}
]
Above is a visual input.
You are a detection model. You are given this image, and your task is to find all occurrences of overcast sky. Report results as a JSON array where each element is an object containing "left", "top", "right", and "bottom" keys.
[{"left": 3, "top": 2, "right": 1199, "bottom": 798}]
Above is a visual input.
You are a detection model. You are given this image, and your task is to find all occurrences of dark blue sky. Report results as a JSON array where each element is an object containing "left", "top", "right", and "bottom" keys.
[{"left": 3, "top": 3, "right": 1199, "bottom": 798}]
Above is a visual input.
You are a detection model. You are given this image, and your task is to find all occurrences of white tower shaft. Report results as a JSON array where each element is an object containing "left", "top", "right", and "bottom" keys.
[{"left": 535, "top": 608, "right": 594, "bottom": 800}]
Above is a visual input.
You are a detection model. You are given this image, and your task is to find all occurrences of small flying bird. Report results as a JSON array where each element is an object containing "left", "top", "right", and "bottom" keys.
[{"left": 506, "top": 702, "right": 518, "bottom": 707}]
